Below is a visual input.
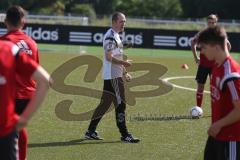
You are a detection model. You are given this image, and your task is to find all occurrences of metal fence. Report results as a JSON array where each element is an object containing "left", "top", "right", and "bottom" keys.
[
  {"left": 0, "top": 13, "right": 240, "bottom": 30},
  {"left": 0, "top": 13, "right": 89, "bottom": 26},
  {"left": 128, "top": 17, "right": 240, "bottom": 27}
]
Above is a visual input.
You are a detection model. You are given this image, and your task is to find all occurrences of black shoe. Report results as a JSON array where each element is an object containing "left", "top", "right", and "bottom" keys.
[
  {"left": 121, "top": 134, "right": 140, "bottom": 143},
  {"left": 85, "top": 131, "right": 103, "bottom": 140}
]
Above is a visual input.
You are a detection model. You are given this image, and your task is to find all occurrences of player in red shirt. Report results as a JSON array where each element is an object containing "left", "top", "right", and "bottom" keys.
[
  {"left": 0, "top": 6, "right": 39, "bottom": 160},
  {"left": 191, "top": 14, "right": 231, "bottom": 110},
  {"left": 198, "top": 26, "right": 240, "bottom": 159},
  {"left": 0, "top": 40, "right": 50, "bottom": 160}
]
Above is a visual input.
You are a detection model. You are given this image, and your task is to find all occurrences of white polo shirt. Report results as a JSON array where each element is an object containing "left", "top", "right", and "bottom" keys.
[{"left": 102, "top": 28, "right": 124, "bottom": 80}]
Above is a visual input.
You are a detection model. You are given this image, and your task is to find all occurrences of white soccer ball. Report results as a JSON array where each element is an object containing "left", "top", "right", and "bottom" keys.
[{"left": 190, "top": 106, "right": 203, "bottom": 118}]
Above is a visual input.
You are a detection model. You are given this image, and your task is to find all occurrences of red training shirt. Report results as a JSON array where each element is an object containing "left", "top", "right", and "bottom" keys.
[
  {"left": 0, "top": 30, "right": 39, "bottom": 99},
  {"left": 0, "top": 40, "right": 38, "bottom": 137},
  {"left": 210, "top": 56, "right": 240, "bottom": 141}
]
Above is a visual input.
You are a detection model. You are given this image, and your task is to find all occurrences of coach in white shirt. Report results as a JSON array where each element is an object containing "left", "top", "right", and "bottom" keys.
[{"left": 85, "top": 12, "right": 140, "bottom": 143}]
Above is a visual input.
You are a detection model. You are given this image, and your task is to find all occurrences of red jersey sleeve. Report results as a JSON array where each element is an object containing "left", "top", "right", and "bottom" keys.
[{"left": 15, "top": 51, "right": 39, "bottom": 78}]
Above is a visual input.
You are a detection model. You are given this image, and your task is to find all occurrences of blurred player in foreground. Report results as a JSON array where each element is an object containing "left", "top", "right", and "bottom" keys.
[
  {"left": 0, "top": 40, "right": 50, "bottom": 160},
  {"left": 0, "top": 5, "right": 39, "bottom": 160},
  {"left": 198, "top": 26, "right": 240, "bottom": 160}
]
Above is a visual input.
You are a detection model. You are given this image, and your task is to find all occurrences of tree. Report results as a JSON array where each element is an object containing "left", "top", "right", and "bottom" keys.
[
  {"left": 1, "top": 0, "right": 240, "bottom": 19},
  {"left": 71, "top": 4, "right": 96, "bottom": 20},
  {"left": 180, "top": 0, "right": 240, "bottom": 19},
  {"left": 35, "top": 1, "right": 65, "bottom": 15},
  {"left": 90, "top": 0, "right": 118, "bottom": 15},
  {"left": 0, "top": 0, "right": 60, "bottom": 13},
  {"left": 0, "top": 0, "right": 17, "bottom": 11},
  {"left": 116, "top": 0, "right": 182, "bottom": 18}
]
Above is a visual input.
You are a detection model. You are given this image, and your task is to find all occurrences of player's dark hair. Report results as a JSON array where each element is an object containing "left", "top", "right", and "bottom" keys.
[
  {"left": 5, "top": 5, "right": 26, "bottom": 27},
  {"left": 197, "top": 26, "right": 227, "bottom": 49},
  {"left": 112, "top": 12, "right": 123, "bottom": 22}
]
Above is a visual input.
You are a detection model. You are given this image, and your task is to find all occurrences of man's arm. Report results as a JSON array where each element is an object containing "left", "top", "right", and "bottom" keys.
[
  {"left": 122, "top": 40, "right": 133, "bottom": 49},
  {"left": 208, "top": 100, "right": 240, "bottom": 137},
  {"left": 191, "top": 37, "right": 200, "bottom": 64},
  {"left": 106, "top": 51, "right": 132, "bottom": 67},
  {"left": 208, "top": 79, "right": 240, "bottom": 137},
  {"left": 104, "top": 36, "right": 132, "bottom": 67},
  {"left": 16, "top": 66, "right": 51, "bottom": 130},
  {"left": 122, "top": 66, "right": 132, "bottom": 82}
]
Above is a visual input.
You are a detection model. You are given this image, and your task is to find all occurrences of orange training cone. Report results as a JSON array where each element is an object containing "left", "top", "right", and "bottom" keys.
[{"left": 181, "top": 64, "right": 189, "bottom": 70}]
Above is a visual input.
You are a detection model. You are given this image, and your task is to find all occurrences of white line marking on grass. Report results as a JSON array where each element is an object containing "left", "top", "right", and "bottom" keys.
[{"left": 162, "top": 76, "right": 210, "bottom": 94}]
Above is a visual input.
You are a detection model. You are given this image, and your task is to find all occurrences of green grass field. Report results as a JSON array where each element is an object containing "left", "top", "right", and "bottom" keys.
[{"left": 26, "top": 44, "right": 239, "bottom": 160}]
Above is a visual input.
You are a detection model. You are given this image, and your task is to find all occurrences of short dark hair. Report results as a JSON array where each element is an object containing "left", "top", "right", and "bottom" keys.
[
  {"left": 197, "top": 26, "right": 227, "bottom": 49},
  {"left": 112, "top": 12, "right": 123, "bottom": 22},
  {"left": 5, "top": 5, "right": 26, "bottom": 27}
]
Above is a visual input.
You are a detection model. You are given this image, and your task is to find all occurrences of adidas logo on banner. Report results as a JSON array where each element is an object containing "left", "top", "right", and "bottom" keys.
[{"left": 153, "top": 35, "right": 177, "bottom": 47}]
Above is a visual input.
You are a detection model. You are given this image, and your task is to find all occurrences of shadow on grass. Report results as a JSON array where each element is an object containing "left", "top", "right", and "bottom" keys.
[
  {"left": 130, "top": 115, "right": 211, "bottom": 122},
  {"left": 28, "top": 139, "right": 122, "bottom": 148}
]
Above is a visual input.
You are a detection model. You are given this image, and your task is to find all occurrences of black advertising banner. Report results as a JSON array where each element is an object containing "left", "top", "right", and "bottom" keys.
[{"left": 0, "top": 23, "right": 240, "bottom": 52}]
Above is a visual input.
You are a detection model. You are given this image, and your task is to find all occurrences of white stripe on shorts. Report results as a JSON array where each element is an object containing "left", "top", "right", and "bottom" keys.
[
  {"left": 229, "top": 141, "right": 236, "bottom": 160},
  {"left": 111, "top": 79, "right": 121, "bottom": 105}
]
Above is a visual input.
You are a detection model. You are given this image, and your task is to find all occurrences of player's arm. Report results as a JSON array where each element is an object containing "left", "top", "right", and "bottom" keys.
[
  {"left": 191, "top": 36, "right": 200, "bottom": 64},
  {"left": 123, "top": 66, "right": 128, "bottom": 75},
  {"left": 208, "top": 79, "right": 240, "bottom": 137},
  {"left": 14, "top": 50, "right": 51, "bottom": 130},
  {"left": 122, "top": 40, "right": 133, "bottom": 49},
  {"left": 106, "top": 51, "right": 132, "bottom": 67},
  {"left": 218, "top": 100, "right": 240, "bottom": 127},
  {"left": 16, "top": 66, "right": 51, "bottom": 130},
  {"left": 208, "top": 100, "right": 240, "bottom": 137},
  {"left": 104, "top": 38, "right": 132, "bottom": 67},
  {"left": 122, "top": 66, "right": 132, "bottom": 82}
]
